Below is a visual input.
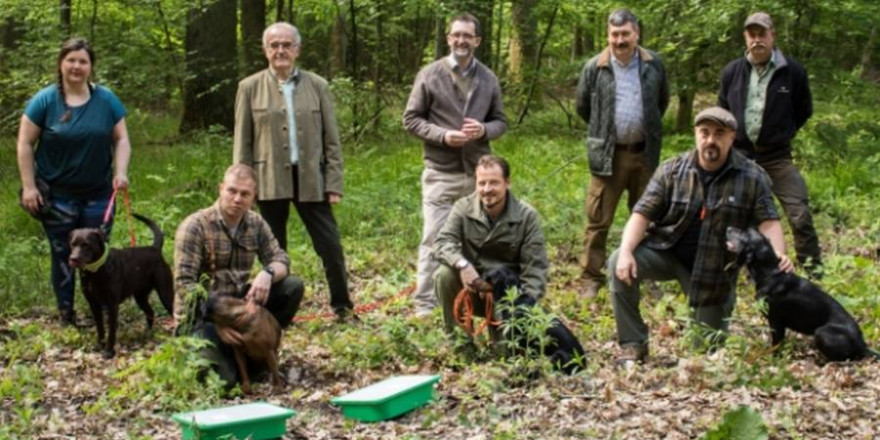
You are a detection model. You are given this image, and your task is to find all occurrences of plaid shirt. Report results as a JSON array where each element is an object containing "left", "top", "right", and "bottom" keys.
[
  {"left": 635, "top": 149, "right": 779, "bottom": 306},
  {"left": 173, "top": 202, "right": 289, "bottom": 323}
]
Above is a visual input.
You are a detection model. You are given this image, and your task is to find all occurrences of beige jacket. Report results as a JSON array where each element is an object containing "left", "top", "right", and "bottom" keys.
[{"left": 234, "top": 69, "right": 343, "bottom": 202}]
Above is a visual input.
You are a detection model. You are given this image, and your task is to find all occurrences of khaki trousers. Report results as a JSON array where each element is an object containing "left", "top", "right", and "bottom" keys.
[
  {"left": 414, "top": 168, "right": 474, "bottom": 312},
  {"left": 582, "top": 150, "right": 653, "bottom": 284}
]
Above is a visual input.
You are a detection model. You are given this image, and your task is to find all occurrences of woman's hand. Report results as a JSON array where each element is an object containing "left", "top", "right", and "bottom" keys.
[
  {"left": 113, "top": 173, "right": 129, "bottom": 190},
  {"left": 20, "top": 185, "right": 43, "bottom": 215}
]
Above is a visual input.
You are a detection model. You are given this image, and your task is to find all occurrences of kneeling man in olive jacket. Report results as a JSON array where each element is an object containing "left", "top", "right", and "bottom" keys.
[{"left": 432, "top": 154, "right": 549, "bottom": 337}]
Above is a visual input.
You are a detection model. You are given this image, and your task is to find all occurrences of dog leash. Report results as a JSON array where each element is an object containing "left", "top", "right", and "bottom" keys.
[
  {"left": 453, "top": 287, "right": 499, "bottom": 340},
  {"left": 291, "top": 283, "right": 416, "bottom": 322},
  {"left": 103, "top": 188, "right": 137, "bottom": 247}
]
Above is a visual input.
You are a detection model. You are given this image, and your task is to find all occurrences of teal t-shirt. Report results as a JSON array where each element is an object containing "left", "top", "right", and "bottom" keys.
[{"left": 24, "top": 84, "right": 127, "bottom": 197}]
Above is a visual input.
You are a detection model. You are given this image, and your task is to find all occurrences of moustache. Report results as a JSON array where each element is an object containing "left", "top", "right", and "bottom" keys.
[{"left": 615, "top": 43, "right": 629, "bottom": 49}]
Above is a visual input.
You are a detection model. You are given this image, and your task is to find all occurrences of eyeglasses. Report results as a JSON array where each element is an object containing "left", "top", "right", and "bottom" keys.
[
  {"left": 268, "top": 41, "right": 296, "bottom": 50},
  {"left": 448, "top": 32, "right": 476, "bottom": 40}
]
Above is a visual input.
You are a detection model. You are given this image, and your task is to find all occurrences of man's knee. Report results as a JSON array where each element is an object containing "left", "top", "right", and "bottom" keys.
[
  {"left": 607, "top": 248, "right": 622, "bottom": 278},
  {"left": 433, "top": 264, "right": 461, "bottom": 303}
]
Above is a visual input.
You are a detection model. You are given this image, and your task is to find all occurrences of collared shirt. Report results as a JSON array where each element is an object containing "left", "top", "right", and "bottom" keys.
[
  {"left": 271, "top": 68, "right": 300, "bottom": 164},
  {"left": 611, "top": 50, "right": 645, "bottom": 145},
  {"left": 446, "top": 54, "right": 476, "bottom": 77},
  {"left": 634, "top": 149, "right": 779, "bottom": 306},
  {"left": 173, "top": 201, "right": 290, "bottom": 323},
  {"left": 745, "top": 49, "right": 779, "bottom": 144}
]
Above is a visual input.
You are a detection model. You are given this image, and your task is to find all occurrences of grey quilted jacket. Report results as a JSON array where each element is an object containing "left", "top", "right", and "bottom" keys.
[{"left": 575, "top": 47, "right": 669, "bottom": 176}]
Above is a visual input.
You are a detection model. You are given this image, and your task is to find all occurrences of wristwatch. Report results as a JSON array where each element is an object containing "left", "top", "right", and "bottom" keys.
[
  {"left": 454, "top": 259, "right": 470, "bottom": 271},
  {"left": 262, "top": 266, "right": 276, "bottom": 278}
]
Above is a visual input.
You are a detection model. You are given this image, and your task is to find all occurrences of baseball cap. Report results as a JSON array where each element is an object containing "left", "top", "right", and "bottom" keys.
[
  {"left": 694, "top": 107, "right": 737, "bottom": 131},
  {"left": 744, "top": 12, "right": 773, "bottom": 29}
]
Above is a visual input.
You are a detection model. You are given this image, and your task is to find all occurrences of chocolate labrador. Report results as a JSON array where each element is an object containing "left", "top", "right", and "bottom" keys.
[
  {"left": 205, "top": 295, "right": 283, "bottom": 394},
  {"left": 68, "top": 213, "right": 174, "bottom": 358},
  {"left": 726, "top": 226, "right": 879, "bottom": 361},
  {"left": 483, "top": 267, "right": 587, "bottom": 374}
]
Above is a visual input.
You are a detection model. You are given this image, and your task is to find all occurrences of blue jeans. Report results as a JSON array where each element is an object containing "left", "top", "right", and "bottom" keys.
[{"left": 40, "top": 192, "right": 113, "bottom": 312}]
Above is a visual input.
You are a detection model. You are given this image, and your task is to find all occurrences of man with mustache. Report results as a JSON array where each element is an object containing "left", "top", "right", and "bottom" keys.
[
  {"left": 234, "top": 22, "right": 356, "bottom": 322},
  {"left": 608, "top": 107, "right": 793, "bottom": 364},
  {"left": 404, "top": 13, "right": 508, "bottom": 317},
  {"left": 719, "top": 12, "right": 821, "bottom": 276},
  {"left": 575, "top": 9, "right": 669, "bottom": 299}
]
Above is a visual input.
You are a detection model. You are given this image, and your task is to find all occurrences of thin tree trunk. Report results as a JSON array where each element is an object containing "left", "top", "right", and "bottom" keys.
[
  {"left": 180, "top": 0, "right": 237, "bottom": 133},
  {"left": 89, "top": 0, "right": 98, "bottom": 42},
  {"left": 516, "top": 2, "right": 558, "bottom": 125},
  {"left": 241, "top": 0, "right": 266, "bottom": 76},
  {"left": 433, "top": 14, "right": 445, "bottom": 60},
  {"left": 861, "top": 26, "right": 877, "bottom": 79},
  {"left": 60, "top": 0, "right": 72, "bottom": 37}
]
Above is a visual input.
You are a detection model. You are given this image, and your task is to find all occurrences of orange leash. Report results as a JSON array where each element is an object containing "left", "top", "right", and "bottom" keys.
[
  {"left": 102, "top": 188, "right": 137, "bottom": 247},
  {"left": 291, "top": 283, "right": 416, "bottom": 323},
  {"left": 453, "top": 287, "right": 500, "bottom": 338}
]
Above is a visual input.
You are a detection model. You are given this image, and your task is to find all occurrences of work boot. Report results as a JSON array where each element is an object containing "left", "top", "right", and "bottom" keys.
[
  {"left": 59, "top": 308, "right": 76, "bottom": 327},
  {"left": 335, "top": 308, "right": 360, "bottom": 324},
  {"left": 615, "top": 344, "right": 648, "bottom": 366},
  {"left": 581, "top": 279, "right": 602, "bottom": 299}
]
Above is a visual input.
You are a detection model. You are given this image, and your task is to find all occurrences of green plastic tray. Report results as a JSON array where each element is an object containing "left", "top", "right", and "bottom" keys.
[
  {"left": 171, "top": 402, "right": 296, "bottom": 440},
  {"left": 331, "top": 374, "right": 441, "bottom": 422}
]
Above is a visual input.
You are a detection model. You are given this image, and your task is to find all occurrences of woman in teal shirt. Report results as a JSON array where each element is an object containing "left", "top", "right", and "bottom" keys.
[{"left": 16, "top": 37, "right": 132, "bottom": 325}]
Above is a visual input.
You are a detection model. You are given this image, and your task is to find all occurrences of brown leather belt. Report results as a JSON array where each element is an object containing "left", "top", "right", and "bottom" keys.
[{"left": 615, "top": 141, "right": 646, "bottom": 153}]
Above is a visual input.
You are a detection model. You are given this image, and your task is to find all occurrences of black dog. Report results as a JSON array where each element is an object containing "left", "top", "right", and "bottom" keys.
[
  {"left": 483, "top": 267, "right": 586, "bottom": 374},
  {"left": 726, "top": 226, "right": 879, "bottom": 361},
  {"left": 68, "top": 213, "right": 174, "bottom": 358}
]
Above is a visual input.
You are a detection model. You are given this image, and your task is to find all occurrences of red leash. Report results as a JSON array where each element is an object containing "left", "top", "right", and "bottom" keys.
[
  {"left": 292, "top": 283, "right": 416, "bottom": 323},
  {"left": 103, "top": 188, "right": 137, "bottom": 247}
]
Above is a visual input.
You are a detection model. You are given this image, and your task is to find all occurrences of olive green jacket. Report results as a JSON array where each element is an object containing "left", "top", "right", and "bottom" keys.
[
  {"left": 234, "top": 69, "right": 343, "bottom": 202},
  {"left": 433, "top": 192, "right": 549, "bottom": 299}
]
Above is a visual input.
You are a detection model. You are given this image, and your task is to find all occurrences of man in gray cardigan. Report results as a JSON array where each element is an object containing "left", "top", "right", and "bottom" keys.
[
  {"left": 575, "top": 9, "right": 669, "bottom": 299},
  {"left": 403, "top": 13, "right": 508, "bottom": 316}
]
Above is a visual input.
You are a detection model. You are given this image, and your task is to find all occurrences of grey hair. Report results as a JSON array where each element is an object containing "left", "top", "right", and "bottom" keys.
[
  {"left": 262, "top": 22, "right": 301, "bottom": 47},
  {"left": 608, "top": 9, "right": 639, "bottom": 31}
]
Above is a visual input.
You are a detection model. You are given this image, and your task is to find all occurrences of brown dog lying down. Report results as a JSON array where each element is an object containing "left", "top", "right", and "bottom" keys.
[
  {"left": 68, "top": 213, "right": 174, "bottom": 358},
  {"left": 205, "top": 295, "right": 283, "bottom": 394}
]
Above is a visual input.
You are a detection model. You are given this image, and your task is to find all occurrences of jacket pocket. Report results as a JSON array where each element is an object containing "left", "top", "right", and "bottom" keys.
[{"left": 587, "top": 137, "right": 608, "bottom": 172}]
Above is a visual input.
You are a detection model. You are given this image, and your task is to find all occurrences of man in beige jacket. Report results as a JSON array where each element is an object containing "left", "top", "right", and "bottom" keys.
[{"left": 234, "top": 22, "right": 354, "bottom": 322}]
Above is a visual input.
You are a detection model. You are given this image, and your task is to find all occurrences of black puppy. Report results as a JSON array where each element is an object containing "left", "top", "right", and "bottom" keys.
[
  {"left": 483, "top": 267, "right": 586, "bottom": 374},
  {"left": 68, "top": 213, "right": 175, "bottom": 358},
  {"left": 726, "top": 226, "right": 879, "bottom": 361}
]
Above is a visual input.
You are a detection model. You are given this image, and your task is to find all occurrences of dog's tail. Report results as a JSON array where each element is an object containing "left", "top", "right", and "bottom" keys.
[{"left": 132, "top": 213, "right": 164, "bottom": 249}]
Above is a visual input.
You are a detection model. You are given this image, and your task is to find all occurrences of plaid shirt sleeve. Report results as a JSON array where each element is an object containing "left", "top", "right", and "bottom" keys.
[
  {"left": 750, "top": 167, "right": 780, "bottom": 223},
  {"left": 633, "top": 161, "right": 672, "bottom": 222},
  {"left": 254, "top": 215, "right": 290, "bottom": 270},
  {"left": 173, "top": 213, "right": 205, "bottom": 325}
]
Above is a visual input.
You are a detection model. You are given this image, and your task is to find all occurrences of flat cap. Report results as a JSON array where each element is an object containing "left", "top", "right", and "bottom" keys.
[
  {"left": 744, "top": 12, "right": 773, "bottom": 29},
  {"left": 694, "top": 107, "right": 737, "bottom": 131}
]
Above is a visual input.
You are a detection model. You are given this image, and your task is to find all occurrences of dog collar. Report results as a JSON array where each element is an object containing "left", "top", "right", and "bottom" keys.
[{"left": 83, "top": 247, "right": 110, "bottom": 273}]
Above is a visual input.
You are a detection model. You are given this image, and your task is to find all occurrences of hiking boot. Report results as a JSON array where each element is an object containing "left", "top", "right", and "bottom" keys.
[
  {"left": 59, "top": 308, "right": 76, "bottom": 327},
  {"left": 335, "top": 308, "right": 360, "bottom": 324},
  {"left": 581, "top": 280, "right": 601, "bottom": 299},
  {"left": 616, "top": 344, "right": 648, "bottom": 365}
]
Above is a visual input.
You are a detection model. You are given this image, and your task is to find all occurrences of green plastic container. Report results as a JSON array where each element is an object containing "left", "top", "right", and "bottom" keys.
[
  {"left": 171, "top": 402, "right": 296, "bottom": 440},
  {"left": 331, "top": 374, "right": 441, "bottom": 422}
]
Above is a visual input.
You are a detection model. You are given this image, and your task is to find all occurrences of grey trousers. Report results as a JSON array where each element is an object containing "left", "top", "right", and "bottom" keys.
[
  {"left": 414, "top": 168, "right": 474, "bottom": 312},
  {"left": 608, "top": 245, "right": 736, "bottom": 348}
]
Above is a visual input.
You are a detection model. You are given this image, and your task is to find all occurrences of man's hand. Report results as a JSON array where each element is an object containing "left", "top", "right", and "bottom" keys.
[
  {"left": 327, "top": 192, "right": 342, "bottom": 204},
  {"left": 776, "top": 252, "right": 794, "bottom": 273},
  {"left": 461, "top": 118, "right": 485, "bottom": 140},
  {"left": 245, "top": 271, "right": 272, "bottom": 305},
  {"left": 615, "top": 251, "right": 638, "bottom": 286},
  {"left": 444, "top": 130, "right": 469, "bottom": 147},
  {"left": 459, "top": 265, "right": 480, "bottom": 292},
  {"left": 217, "top": 326, "right": 244, "bottom": 346}
]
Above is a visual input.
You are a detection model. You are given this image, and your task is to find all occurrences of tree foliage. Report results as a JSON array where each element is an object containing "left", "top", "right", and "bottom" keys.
[{"left": 0, "top": 0, "right": 878, "bottom": 135}]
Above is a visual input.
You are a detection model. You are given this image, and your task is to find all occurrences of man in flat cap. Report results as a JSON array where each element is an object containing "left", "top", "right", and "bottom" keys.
[
  {"left": 608, "top": 106, "right": 793, "bottom": 364},
  {"left": 719, "top": 12, "right": 821, "bottom": 275}
]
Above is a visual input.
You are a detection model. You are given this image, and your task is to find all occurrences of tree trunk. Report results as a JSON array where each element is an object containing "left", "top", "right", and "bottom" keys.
[
  {"left": 861, "top": 25, "right": 877, "bottom": 79},
  {"left": 675, "top": 88, "right": 695, "bottom": 134},
  {"left": 516, "top": 2, "right": 558, "bottom": 125},
  {"left": 60, "top": 0, "right": 72, "bottom": 37},
  {"left": 433, "top": 14, "right": 445, "bottom": 61},
  {"left": 329, "top": 8, "right": 346, "bottom": 78},
  {"left": 180, "top": 0, "right": 237, "bottom": 133},
  {"left": 508, "top": 0, "right": 537, "bottom": 84},
  {"left": 241, "top": 0, "right": 266, "bottom": 77}
]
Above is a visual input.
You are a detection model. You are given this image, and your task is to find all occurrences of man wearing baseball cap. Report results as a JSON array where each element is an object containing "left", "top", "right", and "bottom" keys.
[
  {"left": 607, "top": 106, "right": 793, "bottom": 364},
  {"left": 718, "top": 12, "right": 821, "bottom": 275}
]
